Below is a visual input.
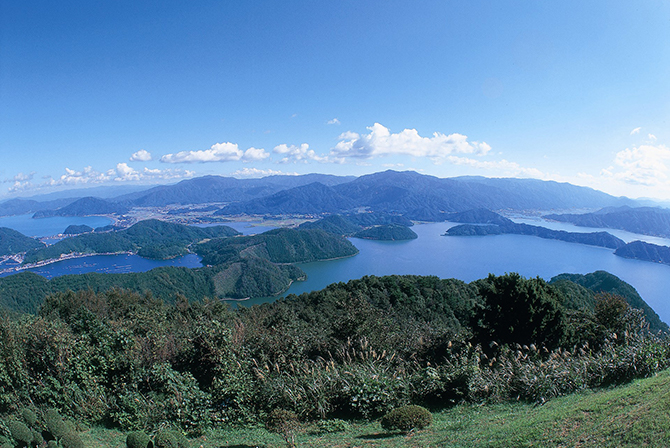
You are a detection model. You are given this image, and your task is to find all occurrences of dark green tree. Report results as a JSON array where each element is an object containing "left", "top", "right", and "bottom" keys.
[{"left": 473, "top": 273, "right": 567, "bottom": 348}]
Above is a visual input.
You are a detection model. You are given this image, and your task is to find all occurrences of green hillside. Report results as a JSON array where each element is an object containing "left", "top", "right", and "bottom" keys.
[
  {"left": 0, "top": 227, "right": 44, "bottom": 255},
  {"left": 0, "top": 272, "right": 668, "bottom": 447},
  {"left": 23, "top": 219, "right": 240, "bottom": 263},
  {"left": 195, "top": 228, "right": 359, "bottom": 265},
  {"left": 353, "top": 224, "right": 418, "bottom": 240}
]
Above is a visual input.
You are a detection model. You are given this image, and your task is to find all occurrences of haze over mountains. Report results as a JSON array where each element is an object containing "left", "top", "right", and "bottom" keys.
[{"left": 0, "top": 170, "right": 641, "bottom": 219}]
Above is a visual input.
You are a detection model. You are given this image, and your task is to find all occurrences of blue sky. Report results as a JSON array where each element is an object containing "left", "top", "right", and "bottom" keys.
[{"left": 1, "top": 1, "right": 669, "bottom": 199}]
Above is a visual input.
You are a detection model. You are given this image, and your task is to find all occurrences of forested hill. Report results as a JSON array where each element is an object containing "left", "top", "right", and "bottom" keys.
[
  {"left": 1, "top": 227, "right": 359, "bottom": 312},
  {"left": 0, "top": 227, "right": 44, "bottom": 255},
  {"left": 444, "top": 209, "right": 625, "bottom": 249},
  {"left": 214, "top": 171, "right": 635, "bottom": 220},
  {"left": 353, "top": 224, "right": 418, "bottom": 241},
  {"left": 0, "top": 271, "right": 668, "bottom": 439},
  {"left": 194, "top": 228, "right": 359, "bottom": 265},
  {"left": 550, "top": 270, "right": 667, "bottom": 333},
  {"left": 23, "top": 219, "right": 240, "bottom": 263},
  {"left": 545, "top": 206, "right": 670, "bottom": 238},
  {"left": 32, "top": 197, "right": 129, "bottom": 218},
  {"left": 2, "top": 170, "right": 637, "bottom": 219},
  {"left": 297, "top": 213, "right": 415, "bottom": 239}
]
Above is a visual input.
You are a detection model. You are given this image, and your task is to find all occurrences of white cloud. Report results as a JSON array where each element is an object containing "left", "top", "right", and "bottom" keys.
[
  {"left": 327, "top": 118, "right": 341, "bottom": 125},
  {"left": 13, "top": 172, "right": 34, "bottom": 182},
  {"left": 602, "top": 143, "right": 670, "bottom": 186},
  {"left": 446, "top": 156, "right": 546, "bottom": 178},
  {"left": 648, "top": 134, "right": 658, "bottom": 142},
  {"left": 41, "top": 164, "right": 195, "bottom": 189},
  {"left": 630, "top": 127, "right": 641, "bottom": 135},
  {"left": 130, "top": 149, "right": 153, "bottom": 162},
  {"left": 231, "top": 168, "right": 299, "bottom": 178},
  {"left": 273, "top": 143, "right": 331, "bottom": 163},
  {"left": 160, "top": 142, "right": 269, "bottom": 163},
  {"left": 331, "top": 123, "right": 492, "bottom": 160}
]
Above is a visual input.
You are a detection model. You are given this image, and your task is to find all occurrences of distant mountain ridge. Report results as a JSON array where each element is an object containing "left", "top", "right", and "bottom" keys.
[
  {"left": 33, "top": 197, "right": 129, "bottom": 218},
  {"left": 545, "top": 206, "right": 670, "bottom": 238},
  {"left": 216, "top": 171, "right": 637, "bottom": 219},
  {"left": 0, "top": 170, "right": 638, "bottom": 219}
]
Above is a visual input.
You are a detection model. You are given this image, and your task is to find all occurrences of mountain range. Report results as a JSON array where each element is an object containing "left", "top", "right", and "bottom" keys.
[
  {"left": 0, "top": 170, "right": 641, "bottom": 219},
  {"left": 545, "top": 206, "right": 670, "bottom": 238}
]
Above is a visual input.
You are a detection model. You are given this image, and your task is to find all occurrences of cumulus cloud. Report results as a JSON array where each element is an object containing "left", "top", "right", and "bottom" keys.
[
  {"left": 446, "top": 156, "right": 546, "bottom": 178},
  {"left": 331, "top": 123, "right": 491, "bottom": 160},
  {"left": 327, "top": 118, "right": 341, "bottom": 125},
  {"left": 273, "top": 143, "right": 331, "bottom": 163},
  {"left": 130, "top": 149, "right": 153, "bottom": 162},
  {"left": 602, "top": 143, "right": 670, "bottom": 186},
  {"left": 41, "top": 164, "right": 195, "bottom": 188},
  {"left": 160, "top": 142, "right": 269, "bottom": 163},
  {"left": 231, "top": 168, "right": 299, "bottom": 178},
  {"left": 3, "top": 172, "right": 36, "bottom": 193},
  {"left": 630, "top": 127, "right": 641, "bottom": 135}
]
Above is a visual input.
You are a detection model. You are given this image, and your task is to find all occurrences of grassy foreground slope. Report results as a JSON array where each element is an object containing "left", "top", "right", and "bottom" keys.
[{"left": 81, "top": 370, "right": 670, "bottom": 447}]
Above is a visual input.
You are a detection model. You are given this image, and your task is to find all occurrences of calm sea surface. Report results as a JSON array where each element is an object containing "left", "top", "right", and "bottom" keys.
[
  {"left": 243, "top": 221, "right": 670, "bottom": 324},
  {"left": 0, "top": 214, "right": 112, "bottom": 238},
  {"left": 2, "top": 215, "right": 670, "bottom": 324}
]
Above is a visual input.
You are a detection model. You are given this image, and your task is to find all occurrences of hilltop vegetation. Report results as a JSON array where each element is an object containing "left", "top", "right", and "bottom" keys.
[
  {"left": 0, "top": 228, "right": 358, "bottom": 312},
  {"left": 23, "top": 219, "right": 240, "bottom": 263},
  {"left": 353, "top": 224, "right": 418, "bottom": 240},
  {"left": 0, "top": 271, "right": 668, "bottom": 444},
  {"left": 0, "top": 227, "right": 44, "bottom": 255},
  {"left": 194, "top": 228, "right": 358, "bottom": 265}
]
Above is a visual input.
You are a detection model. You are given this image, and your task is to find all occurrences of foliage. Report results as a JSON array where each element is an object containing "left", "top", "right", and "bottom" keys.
[
  {"left": 265, "top": 409, "right": 300, "bottom": 448},
  {"left": 380, "top": 405, "right": 432, "bottom": 433},
  {"left": 473, "top": 273, "right": 567, "bottom": 349},
  {"left": 195, "top": 228, "right": 358, "bottom": 266},
  {"left": 23, "top": 219, "right": 240, "bottom": 263},
  {"left": 0, "top": 227, "right": 44, "bottom": 256},
  {"left": 353, "top": 224, "right": 418, "bottom": 241},
  {"left": 60, "top": 431, "right": 85, "bottom": 448},
  {"left": 0, "top": 272, "right": 667, "bottom": 439},
  {"left": 8, "top": 420, "right": 32, "bottom": 446},
  {"left": 316, "top": 419, "right": 349, "bottom": 433},
  {"left": 126, "top": 431, "right": 151, "bottom": 448}
]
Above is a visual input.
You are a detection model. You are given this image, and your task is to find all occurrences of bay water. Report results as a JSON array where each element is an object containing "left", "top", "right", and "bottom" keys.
[{"left": 2, "top": 214, "right": 670, "bottom": 324}]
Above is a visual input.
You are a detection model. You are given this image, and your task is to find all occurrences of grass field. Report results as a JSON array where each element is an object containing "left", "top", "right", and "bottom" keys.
[{"left": 82, "top": 369, "right": 670, "bottom": 448}]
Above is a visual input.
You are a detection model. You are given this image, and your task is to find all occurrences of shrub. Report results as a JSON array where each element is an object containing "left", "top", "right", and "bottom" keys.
[
  {"left": 154, "top": 429, "right": 188, "bottom": 448},
  {"left": 380, "top": 405, "right": 432, "bottom": 433},
  {"left": 20, "top": 409, "right": 37, "bottom": 427},
  {"left": 47, "top": 440, "right": 58, "bottom": 448},
  {"left": 126, "top": 430, "right": 151, "bottom": 448},
  {"left": 265, "top": 409, "right": 300, "bottom": 448},
  {"left": 316, "top": 418, "right": 349, "bottom": 433},
  {"left": 8, "top": 420, "right": 33, "bottom": 446},
  {"left": 45, "top": 409, "right": 67, "bottom": 439},
  {"left": 60, "top": 431, "right": 84, "bottom": 448}
]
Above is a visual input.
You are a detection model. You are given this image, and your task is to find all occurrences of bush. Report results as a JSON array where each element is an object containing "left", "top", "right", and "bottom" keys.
[
  {"left": 126, "top": 430, "right": 151, "bottom": 448},
  {"left": 154, "top": 430, "right": 188, "bottom": 448},
  {"left": 60, "top": 431, "right": 84, "bottom": 448},
  {"left": 316, "top": 418, "right": 349, "bottom": 433},
  {"left": 266, "top": 409, "right": 300, "bottom": 448},
  {"left": 8, "top": 420, "right": 32, "bottom": 446},
  {"left": 20, "top": 409, "right": 37, "bottom": 427},
  {"left": 380, "top": 405, "right": 432, "bottom": 433},
  {"left": 45, "top": 409, "right": 67, "bottom": 439}
]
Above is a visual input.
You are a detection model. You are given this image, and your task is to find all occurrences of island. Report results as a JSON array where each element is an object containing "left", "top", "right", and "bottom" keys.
[{"left": 444, "top": 209, "right": 625, "bottom": 250}]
